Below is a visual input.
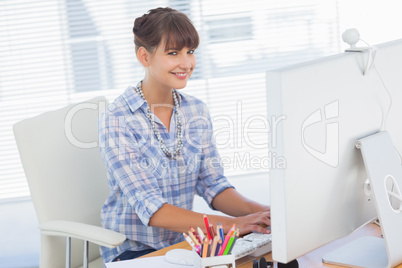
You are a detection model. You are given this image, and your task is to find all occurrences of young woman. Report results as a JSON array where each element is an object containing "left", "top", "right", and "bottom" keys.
[{"left": 98, "top": 7, "right": 271, "bottom": 263}]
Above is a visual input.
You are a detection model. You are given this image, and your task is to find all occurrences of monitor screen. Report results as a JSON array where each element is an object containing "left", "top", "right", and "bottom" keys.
[{"left": 266, "top": 39, "right": 402, "bottom": 264}]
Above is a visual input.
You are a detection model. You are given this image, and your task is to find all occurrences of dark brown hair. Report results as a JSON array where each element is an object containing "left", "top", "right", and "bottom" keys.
[{"left": 133, "top": 7, "right": 199, "bottom": 54}]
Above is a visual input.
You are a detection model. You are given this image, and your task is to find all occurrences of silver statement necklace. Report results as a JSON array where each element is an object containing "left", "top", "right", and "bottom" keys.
[{"left": 134, "top": 82, "right": 183, "bottom": 159}]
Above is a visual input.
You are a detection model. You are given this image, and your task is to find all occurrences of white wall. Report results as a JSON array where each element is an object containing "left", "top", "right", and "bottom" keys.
[
  {"left": 0, "top": 199, "right": 39, "bottom": 268},
  {"left": 338, "top": 0, "right": 402, "bottom": 47}
]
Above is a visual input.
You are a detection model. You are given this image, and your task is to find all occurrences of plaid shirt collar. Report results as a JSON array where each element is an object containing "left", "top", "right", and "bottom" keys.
[{"left": 122, "top": 84, "right": 183, "bottom": 114}]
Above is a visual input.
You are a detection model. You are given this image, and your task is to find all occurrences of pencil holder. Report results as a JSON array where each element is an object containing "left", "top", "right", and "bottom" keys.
[{"left": 193, "top": 250, "right": 236, "bottom": 268}]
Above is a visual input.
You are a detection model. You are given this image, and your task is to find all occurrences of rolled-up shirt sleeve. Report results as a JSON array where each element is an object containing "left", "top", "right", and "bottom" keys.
[
  {"left": 100, "top": 113, "right": 167, "bottom": 226},
  {"left": 195, "top": 104, "right": 234, "bottom": 208}
]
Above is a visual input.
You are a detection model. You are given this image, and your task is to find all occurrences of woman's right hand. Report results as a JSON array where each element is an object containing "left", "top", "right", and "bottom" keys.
[{"left": 234, "top": 211, "right": 271, "bottom": 235}]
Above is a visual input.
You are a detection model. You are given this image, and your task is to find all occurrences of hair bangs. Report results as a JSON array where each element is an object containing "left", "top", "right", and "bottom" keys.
[{"left": 163, "top": 15, "right": 199, "bottom": 51}]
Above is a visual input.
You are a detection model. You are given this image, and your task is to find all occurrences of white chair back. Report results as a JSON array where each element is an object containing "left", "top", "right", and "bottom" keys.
[{"left": 13, "top": 96, "right": 109, "bottom": 268}]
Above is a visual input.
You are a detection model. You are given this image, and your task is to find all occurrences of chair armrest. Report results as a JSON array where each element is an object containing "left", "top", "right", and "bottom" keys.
[{"left": 39, "top": 220, "right": 126, "bottom": 248}]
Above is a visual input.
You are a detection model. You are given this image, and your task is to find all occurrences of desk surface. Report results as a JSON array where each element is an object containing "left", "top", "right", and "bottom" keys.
[{"left": 141, "top": 223, "right": 402, "bottom": 268}]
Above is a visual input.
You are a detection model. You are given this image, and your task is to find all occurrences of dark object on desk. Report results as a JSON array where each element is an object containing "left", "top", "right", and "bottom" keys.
[
  {"left": 278, "top": 259, "right": 299, "bottom": 268},
  {"left": 253, "top": 257, "right": 274, "bottom": 268}
]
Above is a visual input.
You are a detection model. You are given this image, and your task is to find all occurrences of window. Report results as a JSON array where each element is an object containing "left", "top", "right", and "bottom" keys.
[
  {"left": 206, "top": 15, "right": 253, "bottom": 43},
  {"left": 0, "top": 0, "right": 340, "bottom": 200}
]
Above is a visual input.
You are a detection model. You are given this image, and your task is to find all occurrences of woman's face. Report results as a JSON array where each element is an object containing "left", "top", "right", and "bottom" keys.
[{"left": 146, "top": 40, "right": 196, "bottom": 90}]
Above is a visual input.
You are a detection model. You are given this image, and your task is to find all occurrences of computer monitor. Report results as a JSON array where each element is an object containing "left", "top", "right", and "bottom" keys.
[{"left": 266, "top": 39, "right": 402, "bottom": 266}]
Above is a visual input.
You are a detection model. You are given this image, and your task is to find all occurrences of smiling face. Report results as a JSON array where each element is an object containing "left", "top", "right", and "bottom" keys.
[
  {"left": 133, "top": 8, "right": 199, "bottom": 91},
  {"left": 145, "top": 41, "right": 196, "bottom": 90}
]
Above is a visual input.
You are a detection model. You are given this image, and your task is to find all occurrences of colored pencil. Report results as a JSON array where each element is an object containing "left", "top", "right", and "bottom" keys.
[
  {"left": 223, "top": 230, "right": 237, "bottom": 255},
  {"left": 218, "top": 223, "right": 224, "bottom": 241},
  {"left": 190, "top": 226, "right": 201, "bottom": 243},
  {"left": 209, "top": 224, "right": 216, "bottom": 239},
  {"left": 183, "top": 233, "right": 195, "bottom": 248},
  {"left": 218, "top": 224, "right": 235, "bottom": 255},
  {"left": 202, "top": 237, "right": 209, "bottom": 257},
  {"left": 210, "top": 235, "right": 219, "bottom": 257},
  {"left": 200, "top": 240, "right": 204, "bottom": 257},
  {"left": 188, "top": 230, "right": 200, "bottom": 246},
  {"left": 197, "top": 226, "right": 205, "bottom": 242},
  {"left": 203, "top": 214, "right": 212, "bottom": 240},
  {"left": 227, "top": 230, "right": 239, "bottom": 255},
  {"left": 215, "top": 239, "right": 222, "bottom": 256}
]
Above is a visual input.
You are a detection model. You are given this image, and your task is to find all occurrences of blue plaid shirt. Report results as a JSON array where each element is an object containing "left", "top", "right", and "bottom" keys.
[{"left": 98, "top": 85, "right": 233, "bottom": 263}]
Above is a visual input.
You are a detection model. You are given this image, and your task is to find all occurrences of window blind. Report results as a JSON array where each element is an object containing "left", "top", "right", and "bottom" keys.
[{"left": 0, "top": 0, "right": 340, "bottom": 200}]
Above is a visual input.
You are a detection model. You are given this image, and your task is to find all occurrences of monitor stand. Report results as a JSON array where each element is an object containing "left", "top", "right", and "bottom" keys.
[{"left": 322, "top": 131, "right": 402, "bottom": 268}]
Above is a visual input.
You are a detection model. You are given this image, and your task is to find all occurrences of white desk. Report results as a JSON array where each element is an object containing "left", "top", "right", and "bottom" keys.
[{"left": 106, "top": 223, "right": 399, "bottom": 268}]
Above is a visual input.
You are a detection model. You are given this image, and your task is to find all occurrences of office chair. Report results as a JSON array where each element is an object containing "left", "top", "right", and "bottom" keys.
[{"left": 13, "top": 97, "right": 126, "bottom": 268}]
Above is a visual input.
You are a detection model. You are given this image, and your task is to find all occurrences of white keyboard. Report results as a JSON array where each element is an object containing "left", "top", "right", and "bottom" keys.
[{"left": 231, "top": 232, "right": 272, "bottom": 260}]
